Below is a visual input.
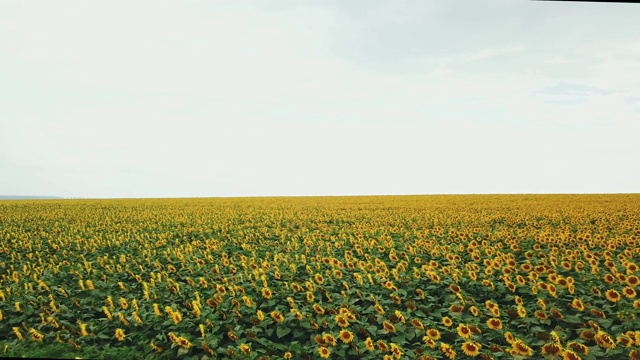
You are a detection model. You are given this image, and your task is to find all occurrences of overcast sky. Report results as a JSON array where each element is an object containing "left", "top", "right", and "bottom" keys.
[{"left": 1, "top": 1, "right": 639, "bottom": 198}]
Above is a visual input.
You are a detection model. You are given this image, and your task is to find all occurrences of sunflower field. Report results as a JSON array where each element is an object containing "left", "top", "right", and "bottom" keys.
[{"left": 1, "top": 194, "right": 639, "bottom": 360}]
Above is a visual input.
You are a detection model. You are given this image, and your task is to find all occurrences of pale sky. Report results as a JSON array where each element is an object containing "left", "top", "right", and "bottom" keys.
[{"left": 1, "top": 1, "right": 639, "bottom": 198}]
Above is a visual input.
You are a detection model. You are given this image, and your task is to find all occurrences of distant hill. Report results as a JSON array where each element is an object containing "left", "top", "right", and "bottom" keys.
[{"left": 0, "top": 195, "right": 63, "bottom": 200}]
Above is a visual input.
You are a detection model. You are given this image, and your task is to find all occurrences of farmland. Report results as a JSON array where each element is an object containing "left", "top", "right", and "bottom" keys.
[{"left": 1, "top": 194, "right": 639, "bottom": 359}]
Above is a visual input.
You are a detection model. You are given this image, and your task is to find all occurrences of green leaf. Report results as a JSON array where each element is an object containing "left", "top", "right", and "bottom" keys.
[{"left": 277, "top": 326, "right": 291, "bottom": 338}]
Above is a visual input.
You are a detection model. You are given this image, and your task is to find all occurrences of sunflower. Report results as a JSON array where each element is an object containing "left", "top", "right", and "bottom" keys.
[
  {"left": 257, "top": 310, "right": 265, "bottom": 321},
  {"left": 605, "top": 289, "right": 622, "bottom": 303},
  {"left": 570, "top": 298, "right": 586, "bottom": 311},
  {"left": 387, "top": 343, "right": 402, "bottom": 359},
  {"left": 261, "top": 287, "right": 273, "bottom": 299},
  {"left": 550, "top": 308, "right": 564, "bottom": 320},
  {"left": 590, "top": 308, "right": 606, "bottom": 319},
  {"left": 457, "top": 324, "right": 472, "bottom": 339},
  {"left": 306, "top": 292, "right": 315, "bottom": 302},
  {"left": 239, "top": 343, "right": 251, "bottom": 355},
  {"left": 461, "top": 341, "right": 481, "bottom": 357},
  {"left": 383, "top": 321, "right": 397, "bottom": 333},
  {"left": 449, "top": 304, "right": 464, "bottom": 314},
  {"left": 566, "top": 341, "right": 589, "bottom": 355},
  {"left": 603, "top": 273, "right": 615, "bottom": 284},
  {"left": 115, "top": 328, "right": 125, "bottom": 341},
  {"left": 426, "top": 328, "right": 441, "bottom": 340},
  {"left": 271, "top": 310, "right": 284, "bottom": 323},
  {"left": 504, "top": 332, "right": 515, "bottom": 344},
  {"left": 411, "top": 318, "right": 425, "bottom": 330},
  {"left": 442, "top": 317, "right": 453, "bottom": 327},
  {"left": 377, "top": 340, "right": 390, "bottom": 352},
  {"left": 440, "top": 342, "right": 457, "bottom": 360},
  {"left": 623, "top": 287, "right": 636, "bottom": 299},
  {"left": 335, "top": 314, "right": 349, "bottom": 327},
  {"left": 594, "top": 331, "right": 616, "bottom": 349},
  {"left": 630, "top": 350, "right": 640, "bottom": 360},
  {"left": 534, "top": 310, "right": 548, "bottom": 320},
  {"left": 516, "top": 305, "right": 526, "bottom": 318},
  {"left": 313, "top": 304, "right": 325, "bottom": 315},
  {"left": 616, "top": 335, "right": 632, "bottom": 347},
  {"left": 283, "top": 352, "right": 293, "bottom": 359},
  {"left": 486, "top": 318, "right": 502, "bottom": 330},
  {"left": 364, "top": 337, "right": 375, "bottom": 351},
  {"left": 29, "top": 328, "right": 44, "bottom": 342},
  {"left": 541, "top": 343, "right": 562, "bottom": 356},
  {"left": 627, "top": 275, "right": 639, "bottom": 287},
  {"left": 562, "top": 350, "right": 582, "bottom": 360},
  {"left": 287, "top": 297, "right": 296, "bottom": 308},
  {"left": 318, "top": 346, "right": 331, "bottom": 358},
  {"left": 314, "top": 274, "right": 325, "bottom": 284},
  {"left": 374, "top": 303, "right": 385, "bottom": 315},
  {"left": 580, "top": 330, "right": 595, "bottom": 341},
  {"left": 338, "top": 330, "right": 354, "bottom": 344},
  {"left": 511, "top": 340, "right": 533, "bottom": 357}
]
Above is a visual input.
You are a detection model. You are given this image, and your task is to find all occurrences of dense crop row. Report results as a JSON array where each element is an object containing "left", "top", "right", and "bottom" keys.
[{"left": 1, "top": 194, "right": 639, "bottom": 359}]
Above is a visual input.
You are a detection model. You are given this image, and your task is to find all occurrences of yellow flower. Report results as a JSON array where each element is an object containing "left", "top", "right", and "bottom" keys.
[
  {"left": 511, "top": 339, "right": 533, "bottom": 356},
  {"left": 318, "top": 346, "right": 331, "bottom": 358},
  {"left": 377, "top": 340, "right": 390, "bottom": 352},
  {"left": 270, "top": 310, "right": 284, "bottom": 323},
  {"left": 365, "top": 337, "right": 375, "bottom": 351},
  {"left": 594, "top": 330, "right": 616, "bottom": 349},
  {"left": 541, "top": 342, "right": 562, "bottom": 356},
  {"left": 426, "top": 328, "right": 441, "bottom": 340},
  {"left": 338, "top": 329, "right": 354, "bottom": 344},
  {"left": 457, "top": 324, "right": 472, "bottom": 339},
  {"left": 132, "top": 312, "right": 143, "bottom": 324},
  {"left": 115, "top": 328, "right": 125, "bottom": 341},
  {"left": 390, "top": 343, "right": 404, "bottom": 359},
  {"left": 335, "top": 314, "right": 349, "bottom": 327},
  {"left": 313, "top": 304, "right": 325, "bottom": 315},
  {"left": 153, "top": 303, "right": 162, "bottom": 317},
  {"left": 605, "top": 289, "right": 622, "bottom": 303},
  {"left": 178, "top": 337, "right": 192, "bottom": 349},
  {"left": 150, "top": 340, "right": 163, "bottom": 353},
  {"left": 102, "top": 306, "right": 112, "bottom": 320},
  {"left": 239, "top": 343, "right": 251, "bottom": 355},
  {"left": 461, "top": 341, "right": 481, "bottom": 357},
  {"left": 257, "top": 310, "right": 265, "bottom": 321},
  {"left": 79, "top": 322, "right": 89, "bottom": 336},
  {"left": 171, "top": 311, "right": 182, "bottom": 324},
  {"left": 261, "top": 287, "right": 273, "bottom": 299},
  {"left": 487, "top": 318, "right": 502, "bottom": 330},
  {"left": 440, "top": 342, "right": 456, "bottom": 360},
  {"left": 442, "top": 316, "right": 453, "bottom": 327},
  {"left": 322, "top": 333, "right": 337, "bottom": 346},
  {"left": 12, "top": 327, "right": 23, "bottom": 340},
  {"left": 383, "top": 321, "right": 397, "bottom": 333},
  {"left": 29, "top": 328, "right": 45, "bottom": 342},
  {"left": 571, "top": 298, "right": 585, "bottom": 311}
]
